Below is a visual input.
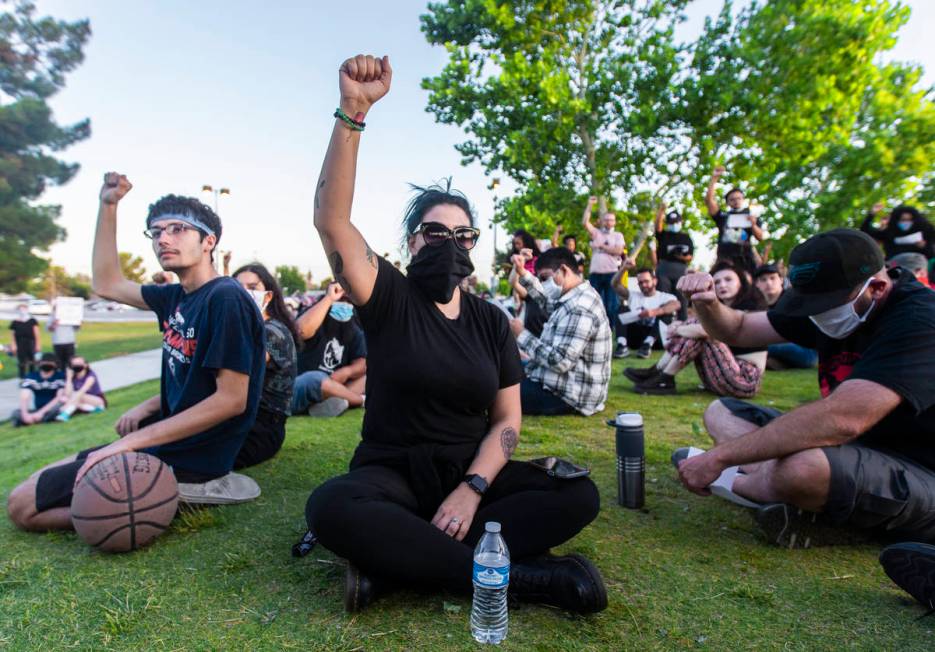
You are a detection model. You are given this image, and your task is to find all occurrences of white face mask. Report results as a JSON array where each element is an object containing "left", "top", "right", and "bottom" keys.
[
  {"left": 248, "top": 289, "right": 271, "bottom": 314},
  {"left": 809, "top": 278, "right": 875, "bottom": 339},
  {"left": 540, "top": 277, "right": 563, "bottom": 300},
  {"left": 669, "top": 222, "right": 682, "bottom": 233}
]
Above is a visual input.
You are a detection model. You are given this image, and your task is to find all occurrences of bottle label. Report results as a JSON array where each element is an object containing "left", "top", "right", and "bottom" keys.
[{"left": 473, "top": 562, "right": 509, "bottom": 588}]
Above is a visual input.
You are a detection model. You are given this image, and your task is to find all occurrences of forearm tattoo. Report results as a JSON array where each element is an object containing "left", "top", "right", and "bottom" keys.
[
  {"left": 365, "top": 242, "right": 377, "bottom": 269},
  {"left": 500, "top": 427, "right": 518, "bottom": 460},
  {"left": 314, "top": 178, "right": 326, "bottom": 209},
  {"left": 329, "top": 250, "right": 352, "bottom": 297}
]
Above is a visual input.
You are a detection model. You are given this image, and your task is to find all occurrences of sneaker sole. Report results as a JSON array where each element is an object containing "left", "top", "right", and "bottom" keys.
[
  {"left": 880, "top": 543, "right": 935, "bottom": 609},
  {"left": 754, "top": 503, "right": 869, "bottom": 549},
  {"left": 636, "top": 351, "right": 651, "bottom": 359},
  {"left": 623, "top": 369, "right": 656, "bottom": 383},
  {"left": 308, "top": 397, "right": 349, "bottom": 418}
]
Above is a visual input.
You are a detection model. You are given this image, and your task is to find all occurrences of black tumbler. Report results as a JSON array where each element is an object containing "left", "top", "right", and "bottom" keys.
[{"left": 612, "top": 412, "right": 645, "bottom": 509}]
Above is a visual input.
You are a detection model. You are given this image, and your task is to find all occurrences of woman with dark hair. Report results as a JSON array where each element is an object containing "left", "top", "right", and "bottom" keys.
[
  {"left": 625, "top": 259, "right": 768, "bottom": 397},
  {"left": 861, "top": 204, "right": 935, "bottom": 259},
  {"left": 232, "top": 262, "right": 298, "bottom": 469},
  {"left": 510, "top": 229, "right": 541, "bottom": 273},
  {"left": 304, "top": 54, "right": 604, "bottom": 615}
]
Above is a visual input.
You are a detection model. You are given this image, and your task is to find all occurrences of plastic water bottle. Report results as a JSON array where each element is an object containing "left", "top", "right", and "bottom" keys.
[{"left": 471, "top": 521, "right": 509, "bottom": 644}]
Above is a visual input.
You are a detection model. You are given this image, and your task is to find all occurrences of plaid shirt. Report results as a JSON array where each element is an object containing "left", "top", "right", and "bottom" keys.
[{"left": 516, "top": 274, "right": 612, "bottom": 415}]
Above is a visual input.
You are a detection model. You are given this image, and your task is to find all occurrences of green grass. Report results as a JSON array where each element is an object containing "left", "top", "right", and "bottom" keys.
[
  {"left": 0, "top": 360, "right": 931, "bottom": 650},
  {"left": 1, "top": 321, "right": 161, "bottom": 380}
]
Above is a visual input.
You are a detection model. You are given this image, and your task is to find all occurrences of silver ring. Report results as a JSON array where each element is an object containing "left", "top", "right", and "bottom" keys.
[{"left": 450, "top": 517, "right": 461, "bottom": 525}]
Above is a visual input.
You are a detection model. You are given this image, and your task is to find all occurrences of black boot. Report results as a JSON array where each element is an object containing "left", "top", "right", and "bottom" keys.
[
  {"left": 344, "top": 561, "right": 376, "bottom": 612},
  {"left": 624, "top": 365, "right": 659, "bottom": 383},
  {"left": 633, "top": 372, "right": 676, "bottom": 395},
  {"left": 510, "top": 553, "right": 608, "bottom": 614}
]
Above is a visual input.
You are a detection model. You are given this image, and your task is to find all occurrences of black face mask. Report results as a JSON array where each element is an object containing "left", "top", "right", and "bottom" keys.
[
  {"left": 406, "top": 239, "right": 475, "bottom": 304},
  {"left": 71, "top": 365, "right": 86, "bottom": 373},
  {"left": 39, "top": 365, "right": 56, "bottom": 373}
]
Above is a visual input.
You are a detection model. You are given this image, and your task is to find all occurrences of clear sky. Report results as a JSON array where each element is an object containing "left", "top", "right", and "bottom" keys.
[{"left": 34, "top": 0, "right": 935, "bottom": 286}]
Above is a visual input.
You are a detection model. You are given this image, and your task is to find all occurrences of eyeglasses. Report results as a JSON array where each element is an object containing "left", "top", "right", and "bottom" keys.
[
  {"left": 412, "top": 222, "right": 480, "bottom": 250},
  {"left": 143, "top": 223, "right": 201, "bottom": 239}
]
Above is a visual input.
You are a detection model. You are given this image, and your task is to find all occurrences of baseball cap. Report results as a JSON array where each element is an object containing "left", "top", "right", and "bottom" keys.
[
  {"left": 753, "top": 263, "right": 781, "bottom": 279},
  {"left": 772, "top": 229, "right": 884, "bottom": 317},
  {"left": 665, "top": 210, "right": 681, "bottom": 224}
]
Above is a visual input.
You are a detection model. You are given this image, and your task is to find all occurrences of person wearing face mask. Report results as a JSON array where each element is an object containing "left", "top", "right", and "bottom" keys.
[
  {"left": 861, "top": 204, "right": 935, "bottom": 260},
  {"left": 304, "top": 55, "right": 605, "bottom": 615},
  {"left": 519, "top": 263, "right": 562, "bottom": 338},
  {"left": 9, "top": 303, "right": 41, "bottom": 378},
  {"left": 653, "top": 203, "right": 694, "bottom": 320},
  {"left": 674, "top": 228, "right": 935, "bottom": 548},
  {"left": 54, "top": 356, "right": 107, "bottom": 423},
  {"left": 510, "top": 247, "right": 612, "bottom": 416},
  {"left": 292, "top": 282, "right": 367, "bottom": 418},
  {"left": 626, "top": 261, "right": 767, "bottom": 396},
  {"left": 706, "top": 166, "right": 765, "bottom": 274},
  {"left": 233, "top": 263, "right": 299, "bottom": 468},
  {"left": 582, "top": 195, "right": 626, "bottom": 325},
  {"left": 11, "top": 352, "right": 66, "bottom": 426},
  {"left": 614, "top": 268, "right": 680, "bottom": 359}
]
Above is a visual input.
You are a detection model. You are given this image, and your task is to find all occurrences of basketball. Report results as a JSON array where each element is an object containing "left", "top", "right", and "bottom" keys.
[{"left": 70, "top": 452, "right": 179, "bottom": 553}]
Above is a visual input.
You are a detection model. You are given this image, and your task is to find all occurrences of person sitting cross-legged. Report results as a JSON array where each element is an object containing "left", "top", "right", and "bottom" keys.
[
  {"left": 292, "top": 282, "right": 367, "bottom": 418},
  {"left": 510, "top": 247, "right": 612, "bottom": 416},
  {"left": 54, "top": 356, "right": 106, "bottom": 423},
  {"left": 11, "top": 352, "right": 66, "bottom": 427},
  {"left": 6, "top": 172, "right": 266, "bottom": 532},
  {"left": 626, "top": 260, "right": 767, "bottom": 396},
  {"left": 614, "top": 267, "right": 679, "bottom": 359},
  {"left": 304, "top": 54, "right": 605, "bottom": 615},
  {"left": 674, "top": 228, "right": 935, "bottom": 548}
]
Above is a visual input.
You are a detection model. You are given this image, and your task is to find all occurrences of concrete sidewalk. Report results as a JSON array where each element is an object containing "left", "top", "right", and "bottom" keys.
[{"left": 1, "top": 348, "right": 162, "bottom": 419}]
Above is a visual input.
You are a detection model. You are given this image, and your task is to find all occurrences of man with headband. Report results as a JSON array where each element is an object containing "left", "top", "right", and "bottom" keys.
[
  {"left": 674, "top": 229, "right": 935, "bottom": 547},
  {"left": 6, "top": 173, "right": 266, "bottom": 533}
]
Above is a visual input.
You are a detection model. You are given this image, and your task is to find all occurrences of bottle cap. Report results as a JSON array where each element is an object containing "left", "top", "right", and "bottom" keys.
[
  {"left": 615, "top": 412, "right": 643, "bottom": 427},
  {"left": 485, "top": 521, "right": 501, "bottom": 533}
]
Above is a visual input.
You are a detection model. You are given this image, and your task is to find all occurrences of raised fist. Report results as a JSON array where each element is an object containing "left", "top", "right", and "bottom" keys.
[
  {"left": 555, "top": 224, "right": 563, "bottom": 234},
  {"left": 588, "top": 196, "right": 598, "bottom": 207},
  {"left": 712, "top": 166, "right": 726, "bottom": 179},
  {"left": 100, "top": 172, "right": 132, "bottom": 205},
  {"left": 327, "top": 282, "right": 345, "bottom": 302},
  {"left": 339, "top": 54, "right": 393, "bottom": 116},
  {"left": 223, "top": 251, "right": 232, "bottom": 266},
  {"left": 510, "top": 254, "right": 528, "bottom": 271},
  {"left": 872, "top": 202, "right": 885, "bottom": 215},
  {"left": 677, "top": 272, "right": 717, "bottom": 305}
]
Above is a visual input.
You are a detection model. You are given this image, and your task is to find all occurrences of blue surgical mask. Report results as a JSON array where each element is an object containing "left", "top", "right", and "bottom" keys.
[
  {"left": 898, "top": 221, "right": 913, "bottom": 232},
  {"left": 330, "top": 303, "right": 354, "bottom": 322}
]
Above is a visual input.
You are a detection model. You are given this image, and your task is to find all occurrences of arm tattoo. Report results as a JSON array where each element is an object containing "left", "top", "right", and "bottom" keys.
[
  {"left": 328, "top": 250, "right": 353, "bottom": 297},
  {"left": 500, "top": 427, "right": 518, "bottom": 460},
  {"left": 314, "top": 178, "right": 326, "bottom": 209},
  {"left": 365, "top": 242, "right": 377, "bottom": 269}
]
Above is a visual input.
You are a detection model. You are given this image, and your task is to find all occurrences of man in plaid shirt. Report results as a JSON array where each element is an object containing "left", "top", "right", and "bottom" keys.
[{"left": 509, "top": 247, "right": 612, "bottom": 416}]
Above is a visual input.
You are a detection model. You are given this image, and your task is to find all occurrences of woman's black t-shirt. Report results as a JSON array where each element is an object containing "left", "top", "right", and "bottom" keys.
[{"left": 356, "top": 257, "right": 523, "bottom": 452}]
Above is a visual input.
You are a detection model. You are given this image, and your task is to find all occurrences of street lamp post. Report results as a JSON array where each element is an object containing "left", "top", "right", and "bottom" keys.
[
  {"left": 488, "top": 178, "right": 500, "bottom": 295},
  {"left": 202, "top": 184, "right": 230, "bottom": 271}
]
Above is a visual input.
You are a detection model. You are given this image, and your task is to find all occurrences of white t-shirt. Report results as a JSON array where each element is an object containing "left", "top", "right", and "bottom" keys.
[{"left": 628, "top": 289, "right": 677, "bottom": 313}]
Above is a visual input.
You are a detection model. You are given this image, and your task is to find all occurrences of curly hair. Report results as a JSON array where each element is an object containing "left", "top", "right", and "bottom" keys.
[{"left": 147, "top": 194, "right": 222, "bottom": 261}]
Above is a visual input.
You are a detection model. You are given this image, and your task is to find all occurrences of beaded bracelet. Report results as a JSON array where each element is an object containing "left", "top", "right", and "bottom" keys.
[{"left": 334, "top": 107, "right": 366, "bottom": 131}]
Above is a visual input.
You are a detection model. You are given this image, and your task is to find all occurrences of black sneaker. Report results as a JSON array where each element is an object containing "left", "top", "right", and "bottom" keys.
[
  {"left": 636, "top": 343, "right": 652, "bottom": 359},
  {"left": 510, "top": 553, "right": 607, "bottom": 614},
  {"left": 624, "top": 366, "right": 658, "bottom": 383},
  {"left": 633, "top": 372, "right": 676, "bottom": 395},
  {"left": 880, "top": 542, "right": 935, "bottom": 611},
  {"left": 344, "top": 561, "right": 376, "bottom": 613},
  {"left": 614, "top": 343, "right": 630, "bottom": 359},
  {"left": 754, "top": 503, "right": 870, "bottom": 549}
]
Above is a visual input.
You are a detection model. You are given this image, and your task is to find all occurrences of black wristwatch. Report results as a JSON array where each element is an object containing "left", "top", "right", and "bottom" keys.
[{"left": 463, "top": 474, "right": 488, "bottom": 496}]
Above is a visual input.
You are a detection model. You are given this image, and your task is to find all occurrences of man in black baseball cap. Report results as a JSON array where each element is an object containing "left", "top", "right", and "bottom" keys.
[{"left": 671, "top": 228, "right": 935, "bottom": 548}]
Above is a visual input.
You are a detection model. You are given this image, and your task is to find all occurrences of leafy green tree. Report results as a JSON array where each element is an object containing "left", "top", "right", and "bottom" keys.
[
  {"left": 0, "top": 2, "right": 91, "bottom": 291},
  {"left": 423, "top": 0, "right": 935, "bottom": 259},
  {"left": 276, "top": 265, "right": 306, "bottom": 295},
  {"left": 118, "top": 252, "right": 147, "bottom": 284},
  {"left": 29, "top": 265, "right": 90, "bottom": 299}
]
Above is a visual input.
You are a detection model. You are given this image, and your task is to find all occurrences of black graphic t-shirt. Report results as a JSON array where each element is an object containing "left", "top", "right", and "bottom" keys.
[
  {"left": 9, "top": 318, "right": 38, "bottom": 349},
  {"left": 767, "top": 269, "right": 935, "bottom": 469},
  {"left": 20, "top": 370, "right": 66, "bottom": 409},
  {"left": 713, "top": 210, "right": 756, "bottom": 267},
  {"left": 261, "top": 318, "right": 297, "bottom": 416},
  {"left": 296, "top": 313, "right": 367, "bottom": 375},
  {"left": 141, "top": 277, "right": 266, "bottom": 476},
  {"left": 355, "top": 256, "right": 523, "bottom": 452},
  {"left": 655, "top": 230, "right": 694, "bottom": 263}
]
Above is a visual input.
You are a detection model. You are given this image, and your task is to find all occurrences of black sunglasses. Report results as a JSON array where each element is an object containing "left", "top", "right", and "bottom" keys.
[{"left": 412, "top": 222, "right": 480, "bottom": 251}]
